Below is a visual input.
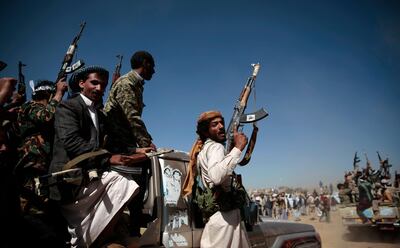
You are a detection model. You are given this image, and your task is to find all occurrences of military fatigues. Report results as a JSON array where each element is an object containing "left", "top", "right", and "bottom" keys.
[
  {"left": 103, "top": 70, "right": 153, "bottom": 237},
  {"left": 16, "top": 99, "right": 59, "bottom": 178},
  {"left": 104, "top": 70, "right": 152, "bottom": 153},
  {"left": 338, "top": 188, "right": 352, "bottom": 205}
]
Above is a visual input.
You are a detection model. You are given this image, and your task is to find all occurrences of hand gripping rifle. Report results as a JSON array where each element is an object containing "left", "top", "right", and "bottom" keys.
[
  {"left": 3, "top": 61, "right": 26, "bottom": 110},
  {"left": 56, "top": 22, "right": 86, "bottom": 84},
  {"left": 377, "top": 151, "right": 392, "bottom": 179},
  {"left": 225, "top": 63, "right": 268, "bottom": 166},
  {"left": 111, "top": 55, "right": 123, "bottom": 87}
]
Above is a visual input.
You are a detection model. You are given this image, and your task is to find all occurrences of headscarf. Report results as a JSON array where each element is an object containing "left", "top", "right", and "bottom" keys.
[
  {"left": 30, "top": 80, "right": 55, "bottom": 96},
  {"left": 182, "top": 110, "right": 222, "bottom": 197}
]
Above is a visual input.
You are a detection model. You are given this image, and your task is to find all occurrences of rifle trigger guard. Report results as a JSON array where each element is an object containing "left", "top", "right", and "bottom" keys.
[{"left": 239, "top": 108, "right": 268, "bottom": 124}]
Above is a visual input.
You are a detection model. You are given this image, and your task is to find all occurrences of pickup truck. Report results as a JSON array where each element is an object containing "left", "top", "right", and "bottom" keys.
[
  {"left": 339, "top": 202, "right": 400, "bottom": 231},
  {"left": 130, "top": 149, "right": 321, "bottom": 247}
]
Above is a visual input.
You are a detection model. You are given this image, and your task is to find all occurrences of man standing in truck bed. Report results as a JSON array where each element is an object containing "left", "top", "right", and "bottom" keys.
[
  {"left": 183, "top": 110, "right": 250, "bottom": 247},
  {"left": 104, "top": 50, "right": 156, "bottom": 237}
]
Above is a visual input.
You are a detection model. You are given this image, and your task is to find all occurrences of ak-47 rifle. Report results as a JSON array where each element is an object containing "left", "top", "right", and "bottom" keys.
[
  {"left": 225, "top": 63, "right": 268, "bottom": 166},
  {"left": 3, "top": 61, "right": 26, "bottom": 110},
  {"left": 56, "top": 22, "right": 86, "bottom": 85},
  {"left": 353, "top": 151, "right": 361, "bottom": 171},
  {"left": 111, "top": 55, "right": 123, "bottom": 87},
  {"left": 364, "top": 152, "right": 381, "bottom": 183},
  {"left": 17, "top": 61, "right": 27, "bottom": 103},
  {"left": 377, "top": 151, "right": 392, "bottom": 179}
]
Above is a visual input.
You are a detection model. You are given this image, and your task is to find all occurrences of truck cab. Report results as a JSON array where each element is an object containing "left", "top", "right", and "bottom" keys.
[{"left": 135, "top": 149, "right": 322, "bottom": 247}]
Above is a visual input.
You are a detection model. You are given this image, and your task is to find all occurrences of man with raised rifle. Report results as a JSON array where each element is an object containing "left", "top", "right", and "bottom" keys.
[
  {"left": 183, "top": 110, "right": 251, "bottom": 248},
  {"left": 15, "top": 78, "right": 67, "bottom": 212}
]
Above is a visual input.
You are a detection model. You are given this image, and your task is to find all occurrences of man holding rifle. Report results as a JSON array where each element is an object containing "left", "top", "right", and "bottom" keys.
[
  {"left": 183, "top": 110, "right": 251, "bottom": 248},
  {"left": 16, "top": 78, "right": 67, "bottom": 192}
]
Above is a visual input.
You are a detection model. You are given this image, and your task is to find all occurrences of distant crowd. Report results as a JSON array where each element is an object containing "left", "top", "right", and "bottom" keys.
[{"left": 250, "top": 189, "right": 335, "bottom": 223}]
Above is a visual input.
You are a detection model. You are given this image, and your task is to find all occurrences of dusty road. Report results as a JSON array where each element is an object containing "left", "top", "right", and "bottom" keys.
[{"left": 289, "top": 209, "right": 400, "bottom": 248}]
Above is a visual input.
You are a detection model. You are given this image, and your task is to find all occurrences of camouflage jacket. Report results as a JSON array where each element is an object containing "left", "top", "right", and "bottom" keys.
[
  {"left": 338, "top": 188, "right": 352, "bottom": 204},
  {"left": 16, "top": 99, "right": 59, "bottom": 175},
  {"left": 104, "top": 70, "right": 152, "bottom": 152}
]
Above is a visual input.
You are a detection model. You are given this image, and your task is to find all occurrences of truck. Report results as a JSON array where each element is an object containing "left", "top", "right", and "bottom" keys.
[
  {"left": 128, "top": 149, "right": 322, "bottom": 247},
  {"left": 339, "top": 200, "right": 400, "bottom": 231}
]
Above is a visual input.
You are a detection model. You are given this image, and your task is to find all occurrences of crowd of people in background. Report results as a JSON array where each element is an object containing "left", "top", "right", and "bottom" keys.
[
  {"left": 250, "top": 187, "right": 336, "bottom": 223},
  {"left": 248, "top": 152, "right": 400, "bottom": 226}
]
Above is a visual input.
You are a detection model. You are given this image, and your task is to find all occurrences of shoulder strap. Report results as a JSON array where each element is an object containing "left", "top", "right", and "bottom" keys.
[
  {"left": 196, "top": 141, "right": 213, "bottom": 190},
  {"left": 62, "top": 149, "right": 110, "bottom": 171}
]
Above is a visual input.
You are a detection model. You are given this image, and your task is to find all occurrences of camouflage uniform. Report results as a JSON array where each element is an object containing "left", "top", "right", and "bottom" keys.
[
  {"left": 338, "top": 188, "right": 352, "bottom": 204},
  {"left": 16, "top": 99, "right": 59, "bottom": 178},
  {"left": 104, "top": 70, "right": 152, "bottom": 153}
]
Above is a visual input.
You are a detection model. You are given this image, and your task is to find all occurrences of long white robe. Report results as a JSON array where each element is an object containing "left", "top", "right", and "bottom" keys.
[
  {"left": 197, "top": 139, "right": 250, "bottom": 248},
  {"left": 60, "top": 170, "right": 139, "bottom": 247}
]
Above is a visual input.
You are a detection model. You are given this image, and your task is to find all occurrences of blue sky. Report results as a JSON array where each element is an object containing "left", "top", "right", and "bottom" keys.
[{"left": 1, "top": 0, "right": 399, "bottom": 189}]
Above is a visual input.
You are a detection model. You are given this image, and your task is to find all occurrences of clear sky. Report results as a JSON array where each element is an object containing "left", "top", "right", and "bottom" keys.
[{"left": 1, "top": 0, "right": 399, "bottom": 189}]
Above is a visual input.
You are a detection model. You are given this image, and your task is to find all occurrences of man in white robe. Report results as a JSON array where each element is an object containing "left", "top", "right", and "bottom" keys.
[{"left": 183, "top": 110, "right": 251, "bottom": 248}]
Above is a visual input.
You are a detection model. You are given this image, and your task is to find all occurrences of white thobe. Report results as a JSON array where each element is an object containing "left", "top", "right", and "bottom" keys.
[
  {"left": 197, "top": 139, "right": 250, "bottom": 248},
  {"left": 61, "top": 171, "right": 139, "bottom": 247}
]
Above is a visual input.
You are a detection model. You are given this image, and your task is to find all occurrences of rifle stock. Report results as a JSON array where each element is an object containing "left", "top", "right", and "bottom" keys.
[{"left": 225, "top": 63, "right": 268, "bottom": 165}]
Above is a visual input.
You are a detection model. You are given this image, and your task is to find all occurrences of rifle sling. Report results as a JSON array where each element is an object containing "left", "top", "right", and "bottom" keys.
[
  {"left": 238, "top": 123, "right": 259, "bottom": 166},
  {"left": 62, "top": 149, "right": 110, "bottom": 171}
]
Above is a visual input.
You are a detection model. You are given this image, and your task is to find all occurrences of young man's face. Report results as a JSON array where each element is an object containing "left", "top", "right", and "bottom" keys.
[
  {"left": 79, "top": 72, "right": 108, "bottom": 102},
  {"left": 207, "top": 117, "right": 226, "bottom": 143}
]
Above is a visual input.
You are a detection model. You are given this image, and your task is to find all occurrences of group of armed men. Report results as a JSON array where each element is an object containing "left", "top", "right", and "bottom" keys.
[
  {"left": 1, "top": 51, "right": 253, "bottom": 248},
  {"left": 1, "top": 51, "right": 157, "bottom": 247},
  {"left": 337, "top": 152, "right": 400, "bottom": 223}
]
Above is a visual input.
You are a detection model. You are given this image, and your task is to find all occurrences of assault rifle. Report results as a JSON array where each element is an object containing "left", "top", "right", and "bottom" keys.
[
  {"left": 377, "top": 151, "right": 392, "bottom": 179},
  {"left": 17, "top": 61, "right": 27, "bottom": 103},
  {"left": 226, "top": 63, "right": 268, "bottom": 166},
  {"left": 56, "top": 22, "right": 86, "bottom": 84},
  {"left": 353, "top": 151, "right": 361, "bottom": 171},
  {"left": 364, "top": 152, "right": 380, "bottom": 183},
  {"left": 3, "top": 61, "right": 26, "bottom": 110},
  {"left": 111, "top": 55, "right": 123, "bottom": 87}
]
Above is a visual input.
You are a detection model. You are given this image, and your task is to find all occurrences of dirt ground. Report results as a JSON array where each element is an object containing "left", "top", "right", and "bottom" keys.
[{"left": 289, "top": 209, "right": 400, "bottom": 248}]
